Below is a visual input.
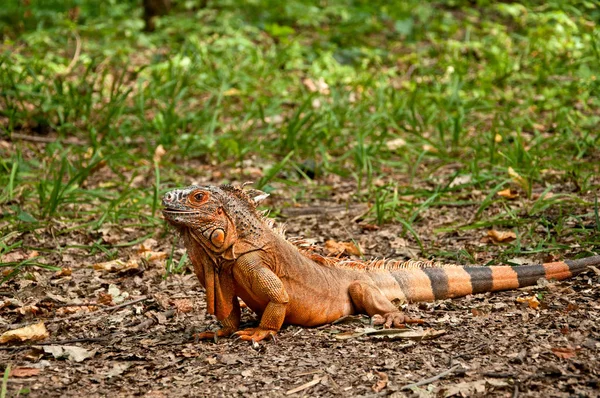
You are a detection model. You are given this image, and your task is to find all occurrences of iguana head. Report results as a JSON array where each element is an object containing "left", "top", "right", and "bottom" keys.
[{"left": 162, "top": 184, "right": 269, "bottom": 256}]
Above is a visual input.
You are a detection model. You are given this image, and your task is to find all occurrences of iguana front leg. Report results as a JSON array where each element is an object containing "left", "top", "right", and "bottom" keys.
[
  {"left": 232, "top": 252, "right": 289, "bottom": 342},
  {"left": 348, "top": 281, "right": 423, "bottom": 328}
]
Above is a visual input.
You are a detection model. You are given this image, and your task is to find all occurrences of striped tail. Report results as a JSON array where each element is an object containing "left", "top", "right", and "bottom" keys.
[{"left": 392, "top": 255, "right": 599, "bottom": 303}]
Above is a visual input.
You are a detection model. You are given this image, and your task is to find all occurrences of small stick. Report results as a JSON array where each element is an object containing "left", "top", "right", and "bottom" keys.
[
  {"left": 400, "top": 365, "right": 461, "bottom": 390},
  {"left": 286, "top": 376, "right": 325, "bottom": 395}
]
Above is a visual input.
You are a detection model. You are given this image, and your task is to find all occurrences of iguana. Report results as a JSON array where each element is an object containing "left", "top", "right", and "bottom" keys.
[{"left": 162, "top": 184, "right": 600, "bottom": 342}]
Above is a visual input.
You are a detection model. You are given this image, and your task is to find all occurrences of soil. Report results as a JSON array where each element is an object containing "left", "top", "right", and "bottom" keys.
[{"left": 1, "top": 184, "right": 599, "bottom": 397}]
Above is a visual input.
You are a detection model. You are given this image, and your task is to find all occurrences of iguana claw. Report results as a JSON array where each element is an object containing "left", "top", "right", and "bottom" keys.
[{"left": 233, "top": 327, "right": 277, "bottom": 342}]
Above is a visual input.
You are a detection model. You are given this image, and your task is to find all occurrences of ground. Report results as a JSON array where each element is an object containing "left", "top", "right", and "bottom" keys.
[
  {"left": 1, "top": 187, "right": 599, "bottom": 397},
  {"left": 1, "top": 1, "right": 600, "bottom": 396}
]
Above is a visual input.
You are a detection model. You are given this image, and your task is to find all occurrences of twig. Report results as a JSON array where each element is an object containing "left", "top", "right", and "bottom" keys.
[
  {"left": 400, "top": 365, "right": 461, "bottom": 390},
  {"left": 512, "top": 382, "right": 519, "bottom": 398},
  {"left": 130, "top": 309, "right": 176, "bottom": 332},
  {"left": 2, "top": 296, "right": 149, "bottom": 330},
  {"left": 10, "top": 133, "right": 55, "bottom": 143},
  {"left": 286, "top": 376, "right": 325, "bottom": 395},
  {"left": 10, "top": 133, "right": 86, "bottom": 146},
  {"left": 482, "top": 372, "right": 515, "bottom": 378}
]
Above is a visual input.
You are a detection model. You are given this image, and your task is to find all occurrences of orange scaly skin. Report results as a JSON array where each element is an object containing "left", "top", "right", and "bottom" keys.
[{"left": 162, "top": 184, "right": 600, "bottom": 342}]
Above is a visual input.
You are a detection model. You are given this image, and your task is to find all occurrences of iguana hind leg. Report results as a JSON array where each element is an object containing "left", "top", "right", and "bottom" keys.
[{"left": 348, "top": 280, "right": 423, "bottom": 328}]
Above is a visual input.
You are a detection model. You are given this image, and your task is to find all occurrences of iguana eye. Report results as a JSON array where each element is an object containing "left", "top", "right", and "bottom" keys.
[{"left": 189, "top": 190, "right": 209, "bottom": 205}]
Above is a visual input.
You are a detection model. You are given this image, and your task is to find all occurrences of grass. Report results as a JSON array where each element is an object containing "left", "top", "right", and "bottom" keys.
[{"left": 1, "top": 0, "right": 599, "bottom": 277}]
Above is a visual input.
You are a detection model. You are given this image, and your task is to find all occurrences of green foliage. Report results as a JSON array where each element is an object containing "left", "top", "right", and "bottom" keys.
[{"left": 0, "top": 0, "right": 599, "bottom": 275}]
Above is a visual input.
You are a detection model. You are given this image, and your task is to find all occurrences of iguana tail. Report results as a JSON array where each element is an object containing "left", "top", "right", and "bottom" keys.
[{"left": 391, "top": 255, "right": 600, "bottom": 302}]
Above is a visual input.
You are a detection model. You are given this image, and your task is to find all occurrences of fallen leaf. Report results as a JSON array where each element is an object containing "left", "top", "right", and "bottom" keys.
[
  {"left": 516, "top": 295, "right": 540, "bottom": 310},
  {"left": 56, "top": 305, "right": 97, "bottom": 316},
  {"left": 449, "top": 174, "right": 472, "bottom": 188},
  {"left": 497, "top": 188, "right": 519, "bottom": 199},
  {"left": 141, "top": 251, "right": 167, "bottom": 262},
  {"left": 302, "top": 77, "right": 329, "bottom": 94},
  {"left": 508, "top": 167, "right": 529, "bottom": 194},
  {"left": 105, "top": 363, "right": 131, "bottom": 378},
  {"left": 372, "top": 371, "right": 388, "bottom": 392},
  {"left": 43, "top": 345, "right": 96, "bottom": 362},
  {"left": 93, "top": 259, "right": 139, "bottom": 273},
  {"left": 16, "top": 305, "right": 40, "bottom": 316},
  {"left": 551, "top": 347, "right": 577, "bottom": 359},
  {"left": 422, "top": 144, "right": 438, "bottom": 153},
  {"left": 54, "top": 267, "right": 72, "bottom": 277},
  {"left": 97, "top": 292, "right": 114, "bottom": 306},
  {"left": 172, "top": 299, "right": 193, "bottom": 314},
  {"left": 9, "top": 367, "right": 40, "bottom": 377},
  {"left": 386, "top": 137, "right": 406, "bottom": 151},
  {"left": 223, "top": 88, "right": 241, "bottom": 96},
  {"left": 107, "top": 284, "right": 129, "bottom": 304},
  {"left": 487, "top": 229, "right": 516, "bottom": 243},
  {"left": 0, "top": 322, "right": 49, "bottom": 344},
  {"left": 153, "top": 144, "right": 166, "bottom": 163},
  {"left": 324, "top": 240, "right": 361, "bottom": 256},
  {"left": 443, "top": 380, "right": 486, "bottom": 397}
]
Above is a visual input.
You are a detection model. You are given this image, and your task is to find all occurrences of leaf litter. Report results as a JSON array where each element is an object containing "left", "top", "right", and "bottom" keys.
[{"left": 0, "top": 182, "right": 598, "bottom": 397}]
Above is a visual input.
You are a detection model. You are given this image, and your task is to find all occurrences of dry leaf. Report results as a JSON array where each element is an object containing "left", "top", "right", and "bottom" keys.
[
  {"left": 508, "top": 167, "right": 529, "bottom": 194},
  {"left": 141, "top": 251, "right": 167, "bottom": 262},
  {"left": 223, "top": 88, "right": 241, "bottom": 96},
  {"left": 153, "top": 145, "right": 166, "bottom": 163},
  {"left": 386, "top": 137, "right": 406, "bottom": 151},
  {"left": 43, "top": 345, "right": 95, "bottom": 362},
  {"left": 443, "top": 380, "right": 486, "bottom": 397},
  {"left": 497, "top": 188, "right": 519, "bottom": 199},
  {"left": 0, "top": 322, "right": 49, "bottom": 344},
  {"left": 56, "top": 305, "right": 97, "bottom": 316},
  {"left": 97, "top": 292, "right": 114, "bottom": 306},
  {"left": 54, "top": 267, "right": 72, "bottom": 277},
  {"left": 93, "top": 259, "right": 139, "bottom": 272},
  {"left": 516, "top": 295, "right": 540, "bottom": 310},
  {"left": 487, "top": 229, "right": 516, "bottom": 243},
  {"left": 372, "top": 371, "right": 388, "bottom": 392},
  {"left": 551, "top": 347, "right": 577, "bottom": 359},
  {"left": 324, "top": 240, "right": 361, "bottom": 256},
  {"left": 10, "top": 367, "right": 41, "bottom": 377},
  {"left": 16, "top": 305, "right": 40, "bottom": 316},
  {"left": 173, "top": 298, "right": 193, "bottom": 313},
  {"left": 422, "top": 144, "right": 438, "bottom": 153},
  {"left": 302, "top": 77, "right": 329, "bottom": 94}
]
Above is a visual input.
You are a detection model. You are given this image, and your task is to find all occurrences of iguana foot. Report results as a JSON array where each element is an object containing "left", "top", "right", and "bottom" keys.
[
  {"left": 233, "top": 327, "right": 277, "bottom": 342},
  {"left": 372, "top": 312, "right": 424, "bottom": 328}
]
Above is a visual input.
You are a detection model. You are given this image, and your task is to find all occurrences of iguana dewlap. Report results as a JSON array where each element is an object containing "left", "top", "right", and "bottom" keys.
[{"left": 162, "top": 184, "right": 599, "bottom": 342}]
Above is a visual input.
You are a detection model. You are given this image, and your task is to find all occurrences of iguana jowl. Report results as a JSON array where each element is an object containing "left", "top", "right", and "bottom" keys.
[{"left": 162, "top": 184, "right": 600, "bottom": 342}]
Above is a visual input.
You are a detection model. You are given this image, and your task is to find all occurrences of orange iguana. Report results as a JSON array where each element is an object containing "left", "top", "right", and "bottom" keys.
[{"left": 162, "top": 184, "right": 600, "bottom": 342}]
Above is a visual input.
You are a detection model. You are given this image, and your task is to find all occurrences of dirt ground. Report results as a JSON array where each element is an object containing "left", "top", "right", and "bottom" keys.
[{"left": 1, "top": 186, "right": 599, "bottom": 397}]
